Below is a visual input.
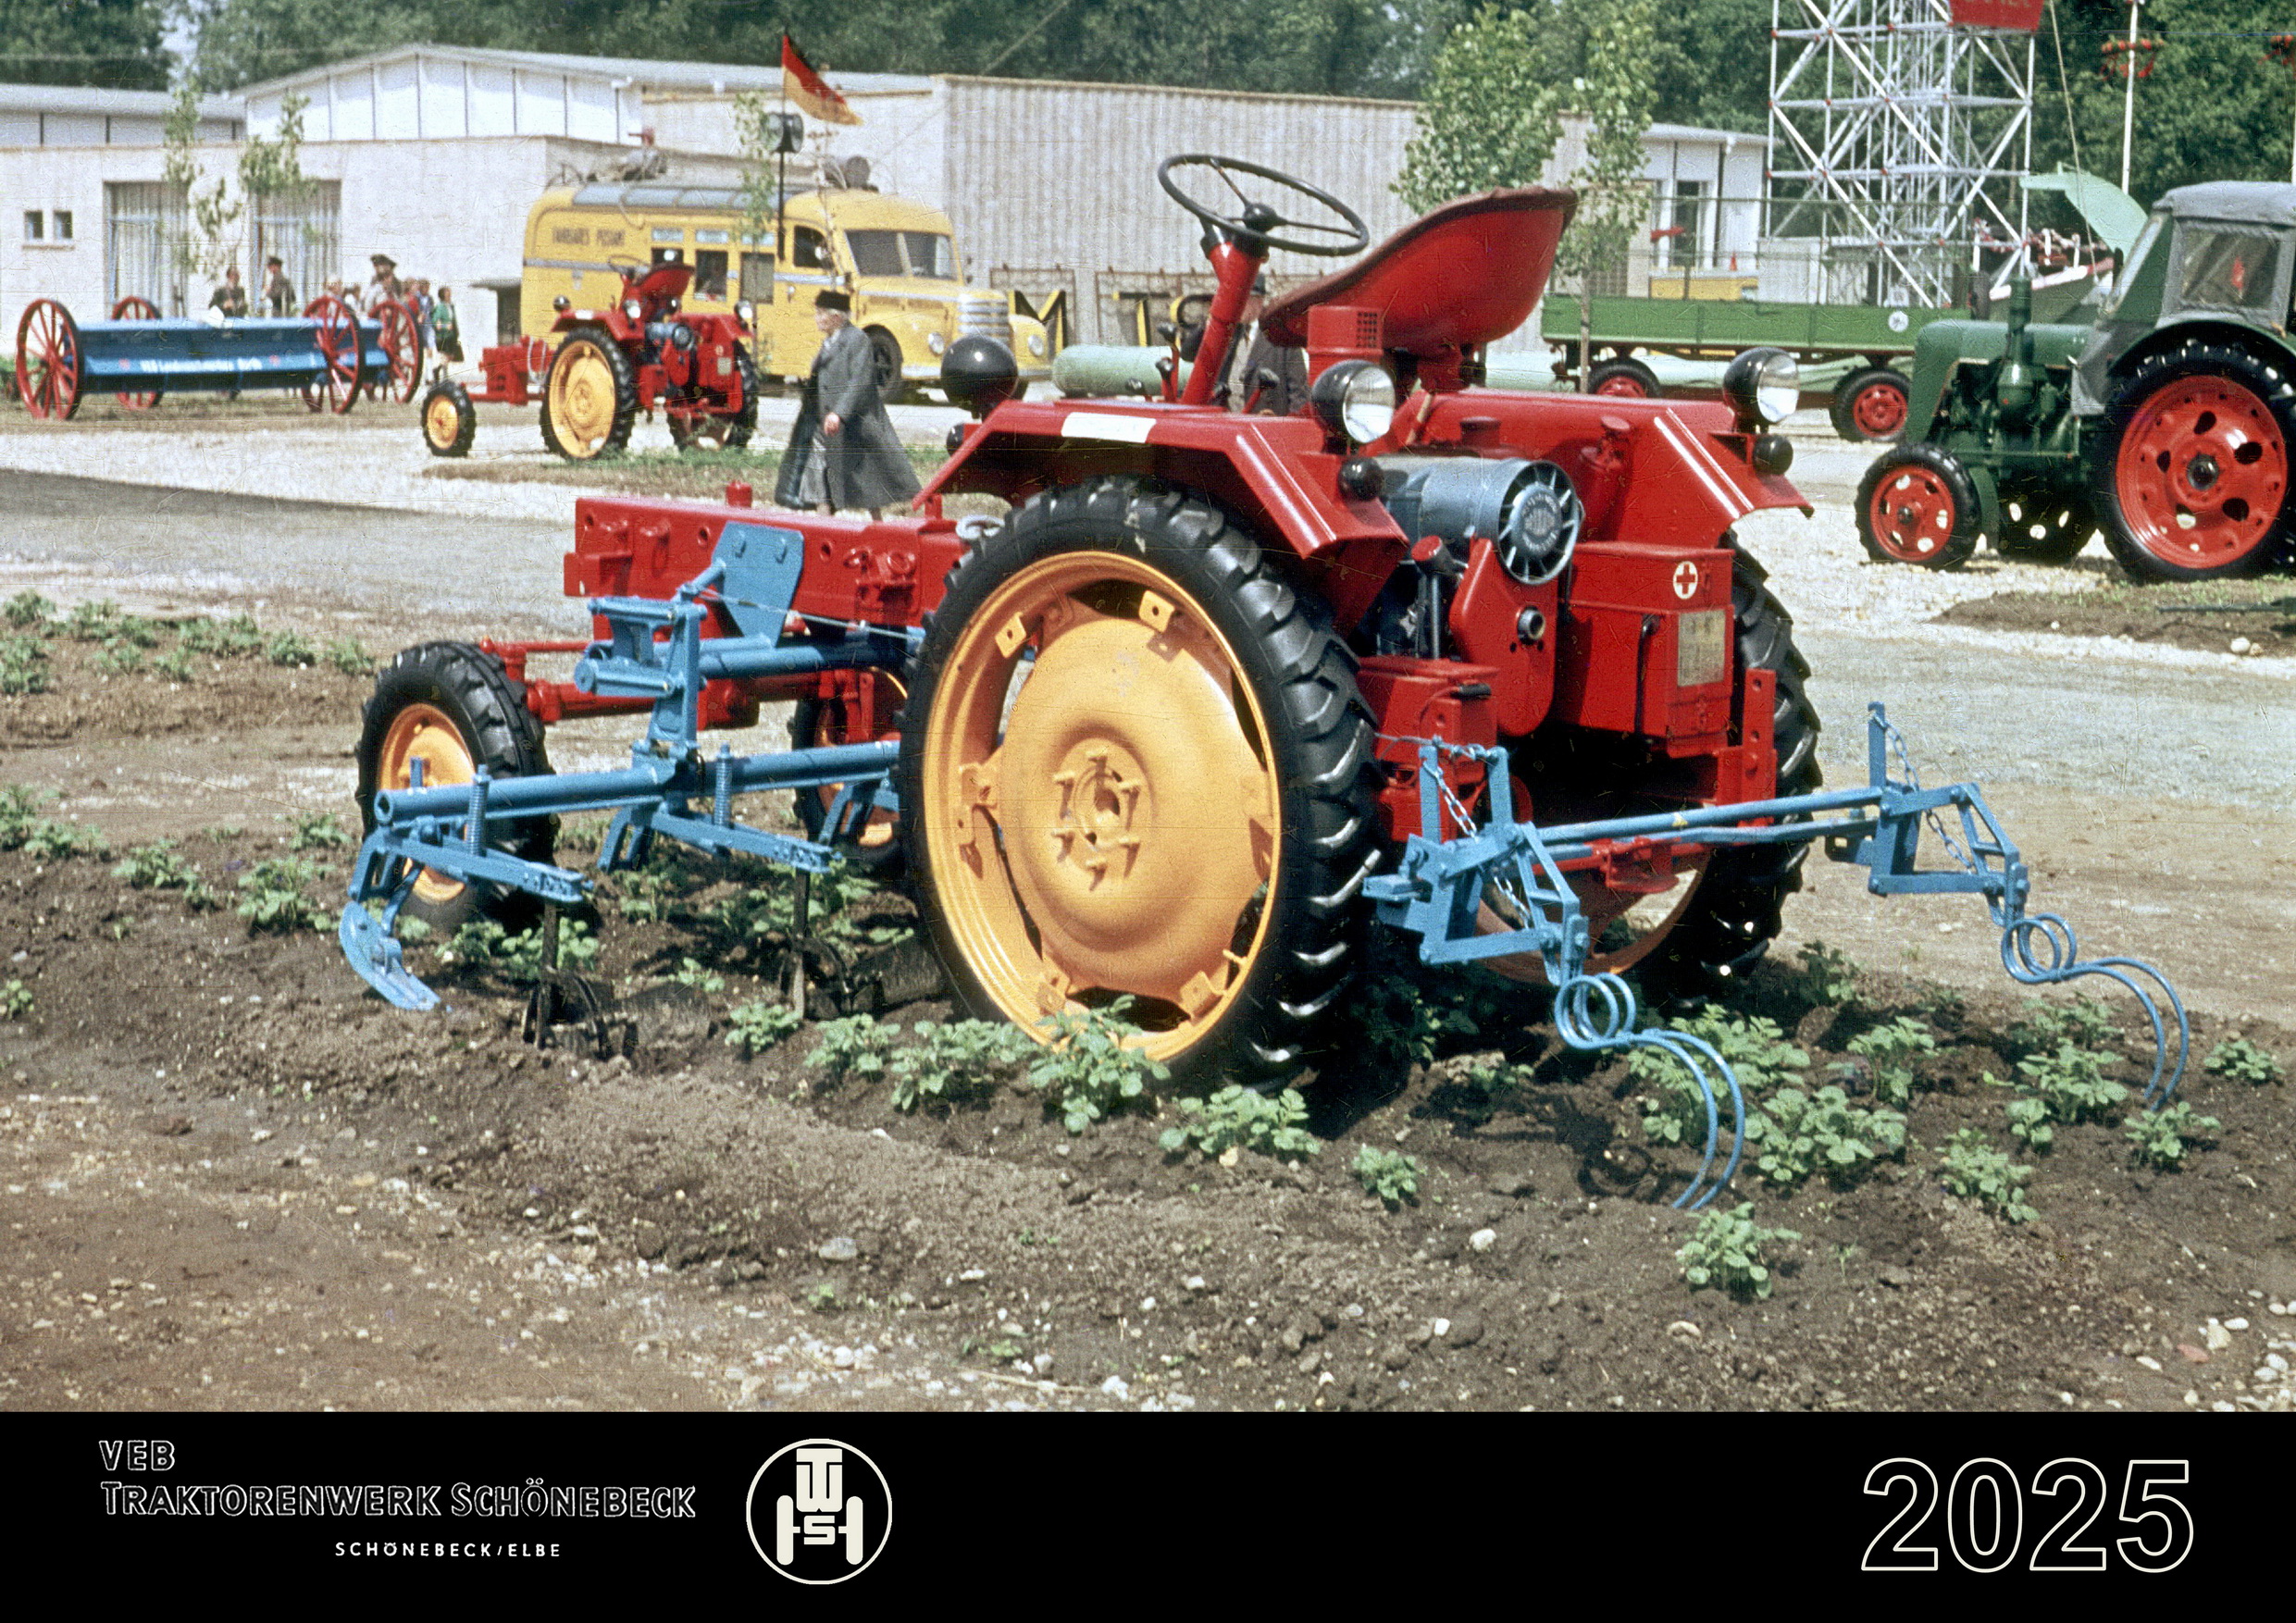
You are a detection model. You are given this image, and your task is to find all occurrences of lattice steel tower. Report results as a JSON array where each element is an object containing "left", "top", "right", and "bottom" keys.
[{"left": 1768, "top": 0, "right": 2038, "bottom": 306}]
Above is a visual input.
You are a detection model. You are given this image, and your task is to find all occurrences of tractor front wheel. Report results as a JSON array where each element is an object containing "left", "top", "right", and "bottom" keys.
[
  {"left": 540, "top": 332, "right": 637, "bottom": 460},
  {"left": 2092, "top": 342, "right": 2296, "bottom": 581},
  {"left": 1587, "top": 358, "right": 1662, "bottom": 399},
  {"left": 666, "top": 349, "right": 760, "bottom": 452},
  {"left": 1856, "top": 443, "right": 1980, "bottom": 568},
  {"left": 420, "top": 380, "right": 478, "bottom": 457},
  {"left": 1831, "top": 366, "right": 1910, "bottom": 442},
  {"left": 899, "top": 477, "right": 1377, "bottom": 1084},
  {"left": 354, "top": 643, "right": 556, "bottom": 935}
]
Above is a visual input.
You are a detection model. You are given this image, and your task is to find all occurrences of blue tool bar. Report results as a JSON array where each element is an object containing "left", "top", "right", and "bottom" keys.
[{"left": 370, "top": 739, "right": 900, "bottom": 825}]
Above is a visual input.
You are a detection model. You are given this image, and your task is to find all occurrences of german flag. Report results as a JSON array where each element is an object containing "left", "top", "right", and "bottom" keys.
[{"left": 782, "top": 35, "right": 862, "bottom": 126}]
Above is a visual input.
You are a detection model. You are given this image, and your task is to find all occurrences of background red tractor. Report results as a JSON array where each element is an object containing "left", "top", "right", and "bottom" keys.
[{"left": 419, "top": 253, "right": 757, "bottom": 460}]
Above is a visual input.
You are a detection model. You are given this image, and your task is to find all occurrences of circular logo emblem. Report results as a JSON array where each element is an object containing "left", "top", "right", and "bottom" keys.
[
  {"left": 1887, "top": 309, "right": 1910, "bottom": 333},
  {"left": 1672, "top": 560, "right": 1701, "bottom": 601},
  {"left": 744, "top": 1439, "right": 892, "bottom": 1583}
]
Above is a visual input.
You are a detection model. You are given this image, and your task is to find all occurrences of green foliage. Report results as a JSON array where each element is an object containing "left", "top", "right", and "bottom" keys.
[
  {"left": 290, "top": 811, "right": 351, "bottom": 850},
  {"left": 1677, "top": 1202, "right": 1801, "bottom": 1299},
  {"left": 263, "top": 629, "right": 317, "bottom": 668},
  {"left": 2004, "top": 1092, "right": 2055, "bottom": 1151},
  {"left": 1027, "top": 1000, "right": 1168, "bottom": 1134},
  {"left": 669, "top": 957, "right": 725, "bottom": 995},
  {"left": 2015, "top": 1042, "right": 2130, "bottom": 1129},
  {"left": 1748, "top": 1086, "right": 1905, "bottom": 1190},
  {"left": 64, "top": 601, "right": 149, "bottom": 644},
  {"left": 1632, "top": 1003, "right": 1810, "bottom": 1145},
  {"left": 152, "top": 649, "right": 194, "bottom": 684},
  {"left": 92, "top": 643, "right": 144, "bottom": 676},
  {"left": 1794, "top": 940, "right": 1862, "bottom": 1007},
  {"left": 2125, "top": 1101, "right": 2221, "bottom": 1170},
  {"left": 1351, "top": 1144, "right": 1423, "bottom": 1206},
  {"left": 3, "top": 591, "right": 53, "bottom": 629},
  {"left": 113, "top": 839, "right": 217, "bottom": 909},
  {"left": 0, "top": 636, "right": 52, "bottom": 695},
  {"left": 179, "top": 614, "right": 264, "bottom": 659},
  {"left": 889, "top": 1020, "right": 1037, "bottom": 1112},
  {"left": 0, "top": 787, "right": 104, "bottom": 859},
  {"left": 1347, "top": 972, "right": 1492, "bottom": 1072},
  {"left": 806, "top": 1015, "right": 902, "bottom": 1082},
  {"left": 1161, "top": 1084, "right": 1321, "bottom": 1163},
  {"left": 704, "top": 861, "right": 913, "bottom": 949},
  {"left": 1843, "top": 1017, "right": 1938, "bottom": 1108},
  {"left": 234, "top": 855, "right": 329, "bottom": 932},
  {"left": 446, "top": 916, "right": 596, "bottom": 974},
  {"left": 725, "top": 1000, "right": 804, "bottom": 1058},
  {"left": 2203, "top": 1037, "right": 2281, "bottom": 1087},
  {"left": 0, "top": 979, "right": 32, "bottom": 1021},
  {"left": 322, "top": 638, "right": 373, "bottom": 676},
  {"left": 1938, "top": 1129, "right": 2038, "bottom": 1223},
  {"left": 2011, "top": 996, "right": 2119, "bottom": 1054},
  {"left": 1396, "top": 5, "right": 1564, "bottom": 214},
  {"left": 447, "top": 919, "right": 512, "bottom": 966}
]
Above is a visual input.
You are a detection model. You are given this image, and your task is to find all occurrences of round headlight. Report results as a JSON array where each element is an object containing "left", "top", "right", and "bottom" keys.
[
  {"left": 1309, "top": 360, "right": 1396, "bottom": 445},
  {"left": 623, "top": 299, "right": 644, "bottom": 322},
  {"left": 736, "top": 300, "right": 756, "bottom": 326},
  {"left": 926, "top": 330, "right": 947, "bottom": 355},
  {"left": 1026, "top": 331, "right": 1047, "bottom": 358},
  {"left": 1723, "top": 347, "right": 1799, "bottom": 427}
]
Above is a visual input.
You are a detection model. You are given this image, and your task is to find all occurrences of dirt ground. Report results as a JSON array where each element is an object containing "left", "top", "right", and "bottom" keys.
[{"left": 3, "top": 589, "right": 2293, "bottom": 1417}]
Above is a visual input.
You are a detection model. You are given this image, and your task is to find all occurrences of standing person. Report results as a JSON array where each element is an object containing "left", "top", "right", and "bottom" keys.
[
  {"left": 1213, "top": 276, "right": 1305, "bottom": 415},
  {"left": 776, "top": 290, "right": 918, "bottom": 520},
  {"left": 207, "top": 266, "right": 249, "bottom": 318},
  {"left": 260, "top": 254, "right": 295, "bottom": 316},
  {"left": 429, "top": 286, "right": 464, "bottom": 365},
  {"left": 364, "top": 254, "right": 402, "bottom": 315}
]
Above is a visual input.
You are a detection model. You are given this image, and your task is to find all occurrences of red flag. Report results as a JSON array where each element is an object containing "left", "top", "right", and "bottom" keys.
[{"left": 782, "top": 35, "right": 863, "bottom": 126}]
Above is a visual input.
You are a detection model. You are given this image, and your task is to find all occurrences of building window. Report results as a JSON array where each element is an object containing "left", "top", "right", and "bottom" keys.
[
  {"left": 250, "top": 180, "right": 341, "bottom": 317},
  {"left": 54, "top": 210, "right": 73, "bottom": 241},
  {"left": 106, "top": 182, "right": 191, "bottom": 315},
  {"left": 23, "top": 211, "right": 42, "bottom": 241}
]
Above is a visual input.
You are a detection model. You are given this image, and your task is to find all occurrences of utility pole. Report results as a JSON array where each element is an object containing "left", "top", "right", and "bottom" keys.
[{"left": 2119, "top": 0, "right": 2141, "bottom": 194}]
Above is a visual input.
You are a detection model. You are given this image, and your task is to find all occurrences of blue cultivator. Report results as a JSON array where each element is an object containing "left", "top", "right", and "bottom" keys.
[
  {"left": 341, "top": 524, "right": 911, "bottom": 1012},
  {"left": 1365, "top": 707, "right": 2189, "bottom": 1209}
]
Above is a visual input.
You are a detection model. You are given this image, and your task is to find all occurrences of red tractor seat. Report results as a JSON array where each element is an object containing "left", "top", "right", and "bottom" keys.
[{"left": 1261, "top": 188, "right": 1576, "bottom": 361}]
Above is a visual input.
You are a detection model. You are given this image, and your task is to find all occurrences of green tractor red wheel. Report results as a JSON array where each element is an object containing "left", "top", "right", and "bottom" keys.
[
  {"left": 1856, "top": 443, "right": 1980, "bottom": 569},
  {"left": 15, "top": 299, "right": 83, "bottom": 421},
  {"left": 107, "top": 296, "right": 164, "bottom": 411},
  {"left": 1831, "top": 366, "right": 1909, "bottom": 443},
  {"left": 2092, "top": 342, "right": 2296, "bottom": 581}
]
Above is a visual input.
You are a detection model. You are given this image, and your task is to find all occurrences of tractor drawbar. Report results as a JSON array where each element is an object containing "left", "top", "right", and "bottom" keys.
[{"left": 1365, "top": 705, "right": 2188, "bottom": 1208}]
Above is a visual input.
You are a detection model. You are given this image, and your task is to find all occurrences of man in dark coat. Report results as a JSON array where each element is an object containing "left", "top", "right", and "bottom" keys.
[{"left": 776, "top": 290, "right": 920, "bottom": 518}]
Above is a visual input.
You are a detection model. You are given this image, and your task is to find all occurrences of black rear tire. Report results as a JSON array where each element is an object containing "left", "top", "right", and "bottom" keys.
[
  {"left": 1588, "top": 358, "right": 1663, "bottom": 399},
  {"left": 1992, "top": 484, "right": 2097, "bottom": 563},
  {"left": 539, "top": 331, "right": 636, "bottom": 461},
  {"left": 354, "top": 642, "right": 556, "bottom": 935}
]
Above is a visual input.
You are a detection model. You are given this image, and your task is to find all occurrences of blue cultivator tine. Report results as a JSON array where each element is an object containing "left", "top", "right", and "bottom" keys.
[
  {"left": 339, "top": 899, "right": 439, "bottom": 1010},
  {"left": 2000, "top": 913, "right": 2191, "bottom": 1107},
  {"left": 1554, "top": 971, "right": 1747, "bottom": 1210}
]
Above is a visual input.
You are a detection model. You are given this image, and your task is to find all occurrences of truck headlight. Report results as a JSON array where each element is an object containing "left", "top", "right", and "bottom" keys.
[
  {"left": 623, "top": 299, "right": 644, "bottom": 322},
  {"left": 1723, "top": 347, "right": 1799, "bottom": 427},
  {"left": 736, "top": 299, "right": 756, "bottom": 326},
  {"left": 1309, "top": 360, "right": 1396, "bottom": 445},
  {"left": 1026, "top": 331, "right": 1047, "bottom": 358},
  {"left": 926, "top": 331, "right": 947, "bottom": 355}
]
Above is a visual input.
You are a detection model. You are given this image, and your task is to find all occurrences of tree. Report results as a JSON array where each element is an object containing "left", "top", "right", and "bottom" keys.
[
  {"left": 1394, "top": 6, "right": 1566, "bottom": 214},
  {"left": 163, "top": 81, "right": 313, "bottom": 285},
  {"left": 0, "top": 0, "right": 170, "bottom": 90},
  {"left": 1552, "top": 0, "right": 1658, "bottom": 384}
]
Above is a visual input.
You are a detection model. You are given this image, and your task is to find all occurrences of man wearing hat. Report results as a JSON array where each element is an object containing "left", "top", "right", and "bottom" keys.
[
  {"left": 261, "top": 254, "right": 296, "bottom": 316},
  {"left": 776, "top": 289, "right": 920, "bottom": 519},
  {"left": 364, "top": 254, "right": 402, "bottom": 316}
]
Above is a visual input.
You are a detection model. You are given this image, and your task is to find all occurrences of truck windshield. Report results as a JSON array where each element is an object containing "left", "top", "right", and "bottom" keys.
[
  {"left": 2176, "top": 226, "right": 2283, "bottom": 318},
  {"left": 844, "top": 229, "right": 956, "bottom": 280}
]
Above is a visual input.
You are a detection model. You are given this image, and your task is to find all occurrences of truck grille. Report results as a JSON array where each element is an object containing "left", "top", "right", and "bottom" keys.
[{"left": 960, "top": 291, "right": 1010, "bottom": 341}]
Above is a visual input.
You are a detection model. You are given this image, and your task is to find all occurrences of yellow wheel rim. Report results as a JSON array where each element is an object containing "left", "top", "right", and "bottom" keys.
[
  {"left": 379, "top": 702, "right": 475, "bottom": 906},
  {"left": 549, "top": 345, "right": 617, "bottom": 454},
  {"left": 919, "top": 552, "right": 1282, "bottom": 1063},
  {"left": 424, "top": 393, "right": 463, "bottom": 451}
]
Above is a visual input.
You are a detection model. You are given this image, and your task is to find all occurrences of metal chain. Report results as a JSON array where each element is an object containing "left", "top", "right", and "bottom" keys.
[{"left": 1883, "top": 712, "right": 1978, "bottom": 877}]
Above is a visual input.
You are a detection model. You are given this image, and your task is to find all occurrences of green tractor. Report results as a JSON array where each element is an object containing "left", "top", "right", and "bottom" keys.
[{"left": 1859, "top": 180, "right": 2296, "bottom": 582}]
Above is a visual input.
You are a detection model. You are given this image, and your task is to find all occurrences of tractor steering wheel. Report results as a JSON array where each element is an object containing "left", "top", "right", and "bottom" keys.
[{"left": 1156, "top": 155, "right": 1369, "bottom": 258}]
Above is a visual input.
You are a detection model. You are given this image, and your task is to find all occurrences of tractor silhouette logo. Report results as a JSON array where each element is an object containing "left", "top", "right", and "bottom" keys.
[{"left": 743, "top": 1439, "right": 892, "bottom": 1582}]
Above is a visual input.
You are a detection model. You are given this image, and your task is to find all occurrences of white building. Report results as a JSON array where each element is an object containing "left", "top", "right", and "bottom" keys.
[{"left": 6, "top": 43, "right": 1768, "bottom": 353}]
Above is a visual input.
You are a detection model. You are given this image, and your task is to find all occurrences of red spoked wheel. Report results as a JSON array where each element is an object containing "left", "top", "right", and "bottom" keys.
[
  {"left": 1855, "top": 443, "right": 1980, "bottom": 568},
  {"left": 1588, "top": 358, "right": 1663, "bottom": 399},
  {"left": 1831, "top": 366, "right": 1909, "bottom": 443},
  {"left": 2094, "top": 344, "right": 2295, "bottom": 581},
  {"left": 107, "top": 295, "right": 164, "bottom": 411},
  {"left": 299, "top": 294, "right": 363, "bottom": 415},
  {"left": 370, "top": 301, "right": 421, "bottom": 403},
  {"left": 15, "top": 300, "right": 83, "bottom": 421}
]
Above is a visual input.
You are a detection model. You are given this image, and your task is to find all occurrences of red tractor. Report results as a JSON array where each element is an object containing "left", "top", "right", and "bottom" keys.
[
  {"left": 355, "top": 155, "right": 1828, "bottom": 1089},
  {"left": 419, "top": 253, "right": 758, "bottom": 460}
]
